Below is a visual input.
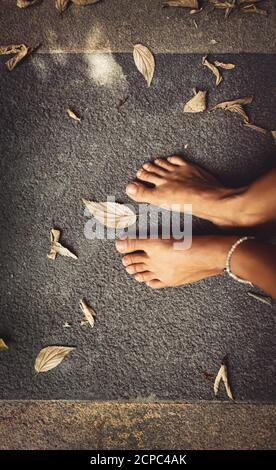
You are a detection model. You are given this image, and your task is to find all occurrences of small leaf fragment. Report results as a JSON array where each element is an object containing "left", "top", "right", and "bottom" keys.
[
  {"left": 66, "top": 108, "right": 81, "bottom": 122},
  {"left": 211, "top": 1, "right": 236, "bottom": 10},
  {"left": 80, "top": 299, "right": 96, "bottom": 328},
  {"left": 0, "top": 339, "right": 8, "bottom": 350},
  {"left": 190, "top": 8, "right": 203, "bottom": 14},
  {"left": 17, "top": 0, "right": 41, "bottom": 8},
  {"left": 211, "top": 97, "right": 253, "bottom": 123},
  {"left": 163, "top": 0, "right": 199, "bottom": 7},
  {"left": 214, "top": 61, "right": 235, "bottom": 70},
  {"left": 48, "top": 228, "right": 78, "bottom": 260},
  {"left": 202, "top": 55, "right": 223, "bottom": 86},
  {"left": 0, "top": 44, "right": 34, "bottom": 71},
  {"left": 82, "top": 199, "right": 137, "bottom": 229},
  {"left": 133, "top": 44, "right": 155, "bottom": 87},
  {"left": 248, "top": 292, "right": 273, "bottom": 306},
  {"left": 241, "top": 5, "right": 267, "bottom": 15},
  {"left": 63, "top": 322, "right": 72, "bottom": 328},
  {"left": 243, "top": 122, "right": 268, "bottom": 135},
  {"left": 214, "top": 360, "right": 233, "bottom": 400},
  {"left": 55, "top": 0, "right": 70, "bottom": 13},
  {"left": 183, "top": 90, "right": 207, "bottom": 113},
  {"left": 35, "top": 346, "right": 75, "bottom": 373}
]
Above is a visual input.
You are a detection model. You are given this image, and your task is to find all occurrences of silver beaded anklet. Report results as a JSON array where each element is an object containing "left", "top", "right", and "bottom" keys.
[{"left": 225, "top": 236, "right": 255, "bottom": 286}]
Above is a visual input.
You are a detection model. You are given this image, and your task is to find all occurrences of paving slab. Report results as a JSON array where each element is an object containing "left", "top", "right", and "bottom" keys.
[
  {"left": 0, "top": 52, "right": 276, "bottom": 400},
  {"left": 0, "top": 401, "right": 276, "bottom": 450},
  {"left": 0, "top": 0, "right": 275, "bottom": 53}
]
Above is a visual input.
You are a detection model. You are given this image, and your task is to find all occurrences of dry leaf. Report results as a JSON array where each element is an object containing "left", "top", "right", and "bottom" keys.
[
  {"left": 0, "top": 339, "right": 8, "bottom": 350},
  {"left": 243, "top": 122, "right": 268, "bottom": 135},
  {"left": 183, "top": 90, "right": 207, "bottom": 113},
  {"left": 133, "top": 44, "right": 155, "bottom": 87},
  {"left": 241, "top": 4, "right": 267, "bottom": 15},
  {"left": 63, "top": 322, "right": 72, "bottom": 328},
  {"left": 211, "top": 97, "right": 253, "bottom": 123},
  {"left": 66, "top": 108, "right": 81, "bottom": 122},
  {"left": 35, "top": 346, "right": 75, "bottom": 373},
  {"left": 48, "top": 228, "right": 78, "bottom": 260},
  {"left": 202, "top": 55, "right": 223, "bottom": 86},
  {"left": 163, "top": 0, "right": 199, "bottom": 7},
  {"left": 212, "top": 1, "right": 236, "bottom": 9},
  {"left": 0, "top": 45, "right": 23, "bottom": 55},
  {"left": 55, "top": 0, "right": 70, "bottom": 13},
  {"left": 0, "top": 44, "right": 33, "bottom": 71},
  {"left": 214, "top": 360, "right": 233, "bottom": 400},
  {"left": 17, "top": 0, "right": 41, "bottom": 8},
  {"left": 214, "top": 60, "right": 235, "bottom": 70},
  {"left": 83, "top": 199, "right": 137, "bottom": 229},
  {"left": 80, "top": 299, "right": 96, "bottom": 328}
]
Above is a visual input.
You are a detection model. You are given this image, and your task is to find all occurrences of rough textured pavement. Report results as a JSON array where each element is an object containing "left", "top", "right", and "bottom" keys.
[{"left": 0, "top": 52, "right": 276, "bottom": 400}]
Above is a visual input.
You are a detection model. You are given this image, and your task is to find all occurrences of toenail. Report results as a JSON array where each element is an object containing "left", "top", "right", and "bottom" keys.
[
  {"left": 115, "top": 240, "right": 126, "bottom": 252},
  {"left": 143, "top": 163, "right": 150, "bottom": 169},
  {"left": 122, "top": 257, "right": 128, "bottom": 266},
  {"left": 126, "top": 266, "right": 133, "bottom": 274},
  {"left": 126, "top": 183, "right": 138, "bottom": 195}
]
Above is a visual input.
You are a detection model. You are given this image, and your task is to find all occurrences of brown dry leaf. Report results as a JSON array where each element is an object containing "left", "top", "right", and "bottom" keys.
[
  {"left": 80, "top": 299, "right": 96, "bottom": 328},
  {"left": 214, "top": 361, "right": 233, "bottom": 400},
  {"left": 0, "top": 45, "right": 24, "bottom": 55},
  {"left": 0, "top": 339, "right": 8, "bottom": 350},
  {"left": 17, "top": 0, "right": 41, "bottom": 8},
  {"left": 240, "top": 5, "right": 267, "bottom": 15},
  {"left": 48, "top": 228, "right": 78, "bottom": 260},
  {"left": 72, "top": 0, "right": 101, "bottom": 5},
  {"left": 202, "top": 55, "right": 223, "bottom": 86},
  {"left": 35, "top": 346, "right": 75, "bottom": 373},
  {"left": 0, "top": 44, "right": 33, "bottom": 71},
  {"left": 211, "top": 97, "right": 253, "bottom": 123},
  {"left": 184, "top": 90, "right": 207, "bottom": 113},
  {"left": 82, "top": 199, "right": 137, "bottom": 229},
  {"left": 214, "top": 60, "right": 235, "bottom": 70},
  {"left": 55, "top": 0, "right": 70, "bottom": 13},
  {"left": 133, "top": 44, "right": 155, "bottom": 87},
  {"left": 211, "top": 1, "right": 236, "bottom": 9},
  {"left": 163, "top": 0, "right": 199, "bottom": 7},
  {"left": 66, "top": 108, "right": 81, "bottom": 122},
  {"left": 243, "top": 122, "right": 268, "bottom": 135}
]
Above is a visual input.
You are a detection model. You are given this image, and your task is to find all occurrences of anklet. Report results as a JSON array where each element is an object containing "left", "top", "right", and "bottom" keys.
[{"left": 225, "top": 236, "right": 255, "bottom": 286}]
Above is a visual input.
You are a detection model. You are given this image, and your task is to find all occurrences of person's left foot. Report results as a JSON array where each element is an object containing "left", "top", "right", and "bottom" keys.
[{"left": 115, "top": 236, "right": 236, "bottom": 289}]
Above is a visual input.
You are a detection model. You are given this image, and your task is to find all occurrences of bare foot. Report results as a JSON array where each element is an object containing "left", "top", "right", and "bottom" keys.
[
  {"left": 125, "top": 156, "right": 243, "bottom": 226},
  {"left": 115, "top": 236, "right": 237, "bottom": 289}
]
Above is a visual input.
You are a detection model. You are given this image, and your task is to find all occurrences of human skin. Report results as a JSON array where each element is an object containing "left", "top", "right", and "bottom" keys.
[
  {"left": 115, "top": 156, "right": 276, "bottom": 296},
  {"left": 124, "top": 156, "right": 276, "bottom": 227}
]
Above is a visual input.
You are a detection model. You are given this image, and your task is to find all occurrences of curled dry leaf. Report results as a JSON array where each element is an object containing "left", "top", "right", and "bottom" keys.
[
  {"left": 55, "top": 0, "right": 70, "bottom": 13},
  {"left": 0, "top": 44, "right": 33, "bottom": 71},
  {"left": 214, "top": 360, "right": 233, "bottom": 400},
  {"left": 48, "top": 228, "right": 78, "bottom": 260},
  {"left": 0, "top": 45, "right": 23, "bottom": 55},
  {"left": 17, "top": 0, "right": 41, "bottom": 8},
  {"left": 211, "top": 97, "right": 252, "bottom": 123},
  {"left": 202, "top": 55, "right": 223, "bottom": 86},
  {"left": 66, "top": 108, "right": 81, "bottom": 122},
  {"left": 214, "top": 60, "right": 235, "bottom": 70},
  {"left": 83, "top": 199, "right": 137, "bottom": 229},
  {"left": 0, "top": 339, "right": 8, "bottom": 350},
  {"left": 211, "top": 1, "right": 236, "bottom": 10},
  {"left": 133, "top": 44, "right": 155, "bottom": 87},
  {"left": 35, "top": 346, "right": 75, "bottom": 373},
  {"left": 243, "top": 122, "right": 268, "bottom": 135},
  {"left": 163, "top": 0, "right": 199, "bottom": 7},
  {"left": 80, "top": 299, "right": 96, "bottom": 328},
  {"left": 183, "top": 90, "right": 207, "bottom": 113}
]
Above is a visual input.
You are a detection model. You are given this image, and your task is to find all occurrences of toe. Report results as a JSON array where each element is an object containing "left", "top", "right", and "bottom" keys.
[
  {"left": 116, "top": 238, "right": 148, "bottom": 254},
  {"left": 122, "top": 253, "right": 147, "bottom": 266},
  {"left": 134, "top": 271, "right": 156, "bottom": 283},
  {"left": 142, "top": 162, "right": 167, "bottom": 176},
  {"left": 137, "top": 168, "right": 162, "bottom": 185},
  {"left": 146, "top": 279, "right": 166, "bottom": 289},
  {"left": 154, "top": 158, "right": 175, "bottom": 171},
  {"left": 125, "top": 263, "right": 147, "bottom": 275},
  {"left": 126, "top": 182, "right": 154, "bottom": 202},
  {"left": 167, "top": 156, "right": 187, "bottom": 166}
]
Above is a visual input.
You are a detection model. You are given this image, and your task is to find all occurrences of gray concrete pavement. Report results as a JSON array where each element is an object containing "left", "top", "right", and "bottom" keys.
[
  {"left": 0, "top": 0, "right": 275, "bottom": 53},
  {"left": 0, "top": 52, "right": 276, "bottom": 400}
]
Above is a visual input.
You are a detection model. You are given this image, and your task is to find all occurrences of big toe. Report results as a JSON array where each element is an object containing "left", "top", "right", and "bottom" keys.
[{"left": 126, "top": 182, "right": 154, "bottom": 203}]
